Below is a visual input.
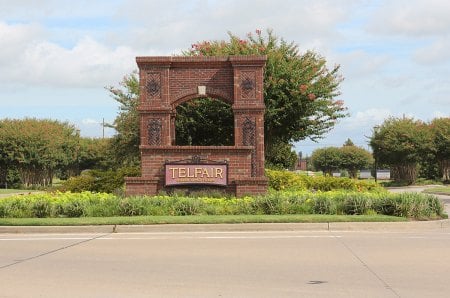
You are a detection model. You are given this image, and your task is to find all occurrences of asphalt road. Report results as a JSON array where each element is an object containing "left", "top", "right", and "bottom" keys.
[{"left": 1, "top": 227, "right": 450, "bottom": 298}]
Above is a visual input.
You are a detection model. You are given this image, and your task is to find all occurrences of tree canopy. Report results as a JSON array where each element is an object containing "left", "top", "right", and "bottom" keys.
[
  {"left": 311, "top": 144, "right": 372, "bottom": 178},
  {"left": 106, "top": 72, "right": 140, "bottom": 167},
  {"left": 340, "top": 145, "right": 373, "bottom": 178},
  {"left": 311, "top": 147, "right": 342, "bottom": 176},
  {"left": 185, "top": 30, "right": 347, "bottom": 147},
  {"left": 429, "top": 118, "right": 450, "bottom": 180},
  {"left": 175, "top": 98, "right": 234, "bottom": 146},
  {"left": 370, "top": 117, "right": 432, "bottom": 183},
  {"left": 0, "top": 118, "right": 79, "bottom": 187}
]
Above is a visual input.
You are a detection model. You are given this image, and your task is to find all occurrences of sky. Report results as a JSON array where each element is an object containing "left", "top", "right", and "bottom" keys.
[{"left": 1, "top": 0, "right": 449, "bottom": 155}]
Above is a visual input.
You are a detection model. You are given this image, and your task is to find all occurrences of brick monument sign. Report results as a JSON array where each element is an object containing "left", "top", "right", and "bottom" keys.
[{"left": 125, "top": 55, "right": 268, "bottom": 196}]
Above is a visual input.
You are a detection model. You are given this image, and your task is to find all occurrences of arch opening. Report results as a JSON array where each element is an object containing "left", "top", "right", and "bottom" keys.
[{"left": 174, "top": 97, "right": 234, "bottom": 146}]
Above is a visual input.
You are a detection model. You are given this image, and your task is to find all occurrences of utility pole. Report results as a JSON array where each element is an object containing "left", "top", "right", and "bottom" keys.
[{"left": 102, "top": 118, "right": 105, "bottom": 139}]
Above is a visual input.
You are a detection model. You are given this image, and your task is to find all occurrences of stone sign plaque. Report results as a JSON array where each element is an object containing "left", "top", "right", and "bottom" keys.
[{"left": 165, "top": 164, "right": 228, "bottom": 186}]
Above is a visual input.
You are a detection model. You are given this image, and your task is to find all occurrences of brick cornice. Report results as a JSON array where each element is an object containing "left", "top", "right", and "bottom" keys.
[
  {"left": 139, "top": 145, "right": 253, "bottom": 153},
  {"left": 136, "top": 55, "right": 267, "bottom": 68}
]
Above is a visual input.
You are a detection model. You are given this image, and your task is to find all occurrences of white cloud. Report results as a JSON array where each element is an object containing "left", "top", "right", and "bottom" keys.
[
  {"left": 367, "top": 0, "right": 450, "bottom": 37},
  {"left": 0, "top": 22, "right": 137, "bottom": 88},
  {"left": 413, "top": 39, "right": 450, "bottom": 64},
  {"left": 432, "top": 111, "right": 449, "bottom": 119},
  {"left": 81, "top": 118, "right": 100, "bottom": 125},
  {"left": 0, "top": 0, "right": 115, "bottom": 20},
  {"left": 114, "top": 0, "right": 358, "bottom": 54},
  {"left": 342, "top": 108, "right": 393, "bottom": 130},
  {"left": 338, "top": 50, "right": 391, "bottom": 78}
]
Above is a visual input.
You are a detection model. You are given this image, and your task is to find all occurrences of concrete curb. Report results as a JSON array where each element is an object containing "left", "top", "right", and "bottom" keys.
[
  {"left": 0, "top": 225, "right": 115, "bottom": 234},
  {"left": 1, "top": 220, "right": 448, "bottom": 234}
]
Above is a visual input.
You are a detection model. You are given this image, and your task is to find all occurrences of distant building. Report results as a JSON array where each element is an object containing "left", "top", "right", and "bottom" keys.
[{"left": 295, "top": 151, "right": 308, "bottom": 171}]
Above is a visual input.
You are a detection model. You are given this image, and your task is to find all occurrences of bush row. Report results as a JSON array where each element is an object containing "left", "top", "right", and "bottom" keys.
[
  {"left": 0, "top": 191, "right": 444, "bottom": 220},
  {"left": 60, "top": 168, "right": 382, "bottom": 194},
  {"left": 266, "top": 169, "right": 382, "bottom": 192},
  {"left": 60, "top": 167, "right": 140, "bottom": 193}
]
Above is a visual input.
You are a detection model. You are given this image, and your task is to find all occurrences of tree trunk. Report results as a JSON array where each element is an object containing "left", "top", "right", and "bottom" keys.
[
  {"left": 391, "top": 163, "right": 418, "bottom": 184},
  {"left": 439, "top": 159, "right": 450, "bottom": 181}
]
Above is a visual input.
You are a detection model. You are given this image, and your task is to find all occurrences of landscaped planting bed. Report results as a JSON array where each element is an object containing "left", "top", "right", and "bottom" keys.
[{"left": 0, "top": 190, "right": 444, "bottom": 220}]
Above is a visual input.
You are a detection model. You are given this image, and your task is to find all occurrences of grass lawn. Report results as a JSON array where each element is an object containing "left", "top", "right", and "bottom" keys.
[
  {"left": 0, "top": 214, "right": 407, "bottom": 226},
  {"left": 0, "top": 189, "right": 40, "bottom": 195},
  {"left": 423, "top": 186, "right": 450, "bottom": 195}
]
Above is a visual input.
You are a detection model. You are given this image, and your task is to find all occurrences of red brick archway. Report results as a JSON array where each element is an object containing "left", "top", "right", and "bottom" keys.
[{"left": 125, "top": 56, "right": 268, "bottom": 196}]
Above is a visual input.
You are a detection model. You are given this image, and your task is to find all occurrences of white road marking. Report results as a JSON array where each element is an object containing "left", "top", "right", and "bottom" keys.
[{"left": 0, "top": 235, "right": 341, "bottom": 241}]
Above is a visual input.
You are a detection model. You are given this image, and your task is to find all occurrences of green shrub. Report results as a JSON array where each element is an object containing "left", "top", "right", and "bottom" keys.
[
  {"left": 313, "top": 195, "right": 337, "bottom": 214},
  {"left": 60, "top": 166, "right": 140, "bottom": 193},
  {"left": 266, "top": 169, "right": 382, "bottom": 192},
  {"left": 171, "top": 198, "right": 203, "bottom": 215},
  {"left": 61, "top": 200, "right": 85, "bottom": 217},
  {"left": 266, "top": 169, "right": 306, "bottom": 191},
  {"left": 119, "top": 198, "right": 145, "bottom": 216},
  {"left": 251, "top": 194, "right": 283, "bottom": 215},
  {"left": 61, "top": 175, "right": 96, "bottom": 193},
  {"left": 372, "top": 197, "right": 397, "bottom": 216},
  {"left": 0, "top": 190, "right": 445, "bottom": 219},
  {"left": 31, "top": 199, "right": 51, "bottom": 218},
  {"left": 342, "top": 194, "right": 372, "bottom": 215}
]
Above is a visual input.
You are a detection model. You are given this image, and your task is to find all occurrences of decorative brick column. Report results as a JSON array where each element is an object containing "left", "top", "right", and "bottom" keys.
[{"left": 125, "top": 56, "right": 268, "bottom": 197}]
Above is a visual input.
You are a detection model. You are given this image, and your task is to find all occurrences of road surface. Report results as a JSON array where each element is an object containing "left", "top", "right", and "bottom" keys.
[{"left": 1, "top": 227, "right": 450, "bottom": 298}]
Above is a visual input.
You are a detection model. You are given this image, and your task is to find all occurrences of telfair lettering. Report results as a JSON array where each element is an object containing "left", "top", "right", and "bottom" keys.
[{"left": 169, "top": 167, "right": 223, "bottom": 179}]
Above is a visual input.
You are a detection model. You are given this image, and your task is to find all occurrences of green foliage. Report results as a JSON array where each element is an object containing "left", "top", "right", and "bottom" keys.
[
  {"left": 107, "top": 30, "right": 347, "bottom": 167},
  {"left": 370, "top": 117, "right": 432, "bottom": 183},
  {"left": 266, "top": 169, "right": 307, "bottom": 190},
  {"left": 105, "top": 72, "right": 140, "bottom": 167},
  {"left": 61, "top": 167, "right": 140, "bottom": 193},
  {"left": 340, "top": 145, "right": 373, "bottom": 178},
  {"left": 78, "top": 138, "right": 111, "bottom": 171},
  {"left": 0, "top": 190, "right": 443, "bottom": 220},
  {"left": 429, "top": 118, "right": 450, "bottom": 181},
  {"left": 311, "top": 147, "right": 342, "bottom": 175},
  {"left": 310, "top": 144, "right": 373, "bottom": 178},
  {"left": 313, "top": 194, "right": 338, "bottom": 214},
  {"left": 61, "top": 175, "right": 96, "bottom": 193},
  {"left": 186, "top": 29, "right": 347, "bottom": 146},
  {"left": 175, "top": 98, "right": 234, "bottom": 145},
  {"left": 0, "top": 118, "right": 79, "bottom": 187},
  {"left": 266, "top": 169, "right": 382, "bottom": 192},
  {"left": 31, "top": 199, "right": 52, "bottom": 218},
  {"left": 265, "top": 142, "right": 298, "bottom": 170}
]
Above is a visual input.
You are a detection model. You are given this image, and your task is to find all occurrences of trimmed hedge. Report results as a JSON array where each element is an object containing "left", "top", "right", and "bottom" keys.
[
  {"left": 61, "top": 168, "right": 381, "bottom": 194},
  {"left": 60, "top": 167, "right": 140, "bottom": 193},
  {"left": 266, "top": 169, "right": 382, "bottom": 192},
  {"left": 0, "top": 191, "right": 445, "bottom": 220}
]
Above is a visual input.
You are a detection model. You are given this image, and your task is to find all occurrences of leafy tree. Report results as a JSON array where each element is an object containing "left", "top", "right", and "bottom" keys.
[
  {"left": 108, "top": 30, "right": 347, "bottom": 168},
  {"left": 105, "top": 72, "right": 140, "bottom": 167},
  {"left": 343, "top": 138, "right": 355, "bottom": 146},
  {"left": 429, "top": 117, "right": 450, "bottom": 180},
  {"left": 370, "top": 117, "right": 432, "bottom": 184},
  {"left": 265, "top": 142, "right": 298, "bottom": 170},
  {"left": 0, "top": 118, "right": 78, "bottom": 187},
  {"left": 59, "top": 137, "right": 111, "bottom": 179},
  {"left": 340, "top": 145, "right": 373, "bottom": 178},
  {"left": 175, "top": 98, "right": 234, "bottom": 145},
  {"left": 186, "top": 30, "right": 347, "bottom": 164},
  {"left": 311, "top": 147, "right": 342, "bottom": 176}
]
